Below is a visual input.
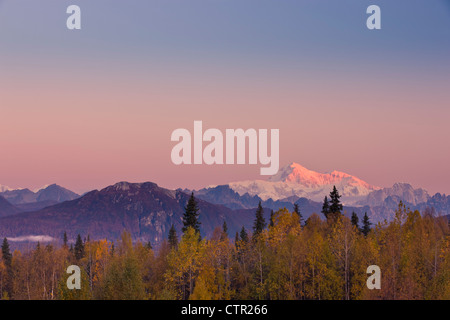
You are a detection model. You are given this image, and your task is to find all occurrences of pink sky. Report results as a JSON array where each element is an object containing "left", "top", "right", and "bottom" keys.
[{"left": 1, "top": 59, "right": 449, "bottom": 195}]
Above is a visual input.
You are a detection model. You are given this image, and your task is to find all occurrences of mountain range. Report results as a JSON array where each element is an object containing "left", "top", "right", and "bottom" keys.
[
  {"left": 0, "top": 182, "right": 263, "bottom": 246},
  {"left": 0, "top": 184, "right": 79, "bottom": 212},
  {"left": 0, "top": 163, "right": 448, "bottom": 245}
]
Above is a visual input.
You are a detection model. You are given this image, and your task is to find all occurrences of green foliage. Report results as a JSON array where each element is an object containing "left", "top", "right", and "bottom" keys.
[
  {"left": 293, "top": 203, "right": 303, "bottom": 226},
  {"left": 74, "top": 234, "right": 84, "bottom": 261},
  {"left": 182, "top": 193, "right": 201, "bottom": 236},
  {"left": 321, "top": 196, "right": 330, "bottom": 219},
  {"left": 1, "top": 238, "right": 12, "bottom": 268},
  {"left": 253, "top": 201, "right": 266, "bottom": 238},
  {"left": 168, "top": 224, "right": 178, "bottom": 249},
  {"left": 63, "top": 232, "right": 68, "bottom": 248},
  {"left": 351, "top": 212, "right": 359, "bottom": 229},
  {"left": 361, "top": 212, "right": 371, "bottom": 236},
  {"left": 102, "top": 232, "right": 146, "bottom": 300},
  {"left": 328, "top": 186, "right": 343, "bottom": 217},
  {"left": 240, "top": 226, "right": 249, "bottom": 243}
]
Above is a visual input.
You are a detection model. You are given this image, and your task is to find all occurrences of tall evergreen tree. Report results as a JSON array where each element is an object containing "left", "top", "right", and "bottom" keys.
[
  {"left": 361, "top": 212, "right": 371, "bottom": 236},
  {"left": 321, "top": 196, "right": 330, "bottom": 219},
  {"left": 1, "top": 238, "right": 13, "bottom": 297},
  {"left": 168, "top": 224, "right": 178, "bottom": 249},
  {"left": 182, "top": 192, "right": 201, "bottom": 235},
  {"left": 253, "top": 201, "right": 266, "bottom": 238},
  {"left": 221, "top": 221, "right": 228, "bottom": 240},
  {"left": 74, "top": 234, "right": 84, "bottom": 261},
  {"left": 1, "top": 238, "right": 12, "bottom": 268},
  {"left": 63, "top": 231, "right": 68, "bottom": 248},
  {"left": 294, "top": 203, "right": 304, "bottom": 225},
  {"left": 222, "top": 221, "right": 228, "bottom": 236},
  {"left": 351, "top": 212, "right": 359, "bottom": 229},
  {"left": 329, "top": 186, "right": 343, "bottom": 216},
  {"left": 240, "top": 226, "right": 249, "bottom": 243}
]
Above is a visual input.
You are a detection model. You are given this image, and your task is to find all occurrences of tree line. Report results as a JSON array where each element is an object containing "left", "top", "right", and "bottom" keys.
[{"left": 0, "top": 188, "right": 449, "bottom": 300}]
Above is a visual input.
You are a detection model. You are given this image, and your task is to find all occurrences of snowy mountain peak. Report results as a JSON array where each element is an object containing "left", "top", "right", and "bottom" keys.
[
  {"left": 229, "top": 162, "right": 379, "bottom": 204},
  {"left": 0, "top": 185, "right": 12, "bottom": 193},
  {"left": 268, "top": 162, "right": 374, "bottom": 190}
]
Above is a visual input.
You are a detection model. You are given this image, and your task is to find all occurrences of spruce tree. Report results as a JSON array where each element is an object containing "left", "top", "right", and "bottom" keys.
[
  {"left": 221, "top": 221, "right": 228, "bottom": 240},
  {"left": 329, "top": 186, "right": 343, "bottom": 216},
  {"left": 168, "top": 224, "right": 178, "bottom": 249},
  {"left": 321, "top": 196, "right": 330, "bottom": 219},
  {"left": 253, "top": 201, "right": 266, "bottom": 238},
  {"left": 1, "top": 238, "right": 12, "bottom": 298},
  {"left": 269, "top": 210, "right": 274, "bottom": 227},
  {"left": 1, "top": 238, "right": 12, "bottom": 268},
  {"left": 63, "top": 231, "right": 68, "bottom": 248},
  {"left": 361, "top": 212, "right": 371, "bottom": 236},
  {"left": 351, "top": 212, "right": 359, "bottom": 229},
  {"left": 294, "top": 203, "right": 304, "bottom": 225},
  {"left": 74, "top": 234, "right": 84, "bottom": 261},
  {"left": 240, "top": 226, "right": 249, "bottom": 243},
  {"left": 182, "top": 192, "right": 201, "bottom": 235},
  {"left": 222, "top": 221, "right": 228, "bottom": 236}
]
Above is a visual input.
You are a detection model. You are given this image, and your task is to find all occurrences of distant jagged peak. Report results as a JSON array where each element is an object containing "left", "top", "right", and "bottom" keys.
[
  {"left": 0, "top": 184, "right": 26, "bottom": 193},
  {"left": 106, "top": 181, "right": 158, "bottom": 192},
  {"left": 33, "top": 184, "right": 52, "bottom": 193},
  {"left": 361, "top": 182, "right": 431, "bottom": 206}
]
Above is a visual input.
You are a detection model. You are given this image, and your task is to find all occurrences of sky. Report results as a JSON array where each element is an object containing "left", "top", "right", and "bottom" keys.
[{"left": 0, "top": 0, "right": 449, "bottom": 195}]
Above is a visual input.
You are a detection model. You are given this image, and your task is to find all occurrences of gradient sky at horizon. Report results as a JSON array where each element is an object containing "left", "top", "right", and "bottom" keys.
[{"left": 1, "top": 0, "right": 449, "bottom": 195}]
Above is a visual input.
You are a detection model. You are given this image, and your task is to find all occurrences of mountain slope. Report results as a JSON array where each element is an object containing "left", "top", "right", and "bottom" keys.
[
  {"left": 35, "top": 184, "right": 79, "bottom": 203},
  {"left": 0, "top": 182, "right": 260, "bottom": 245},
  {"left": 0, "top": 195, "right": 19, "bottom": 218}
]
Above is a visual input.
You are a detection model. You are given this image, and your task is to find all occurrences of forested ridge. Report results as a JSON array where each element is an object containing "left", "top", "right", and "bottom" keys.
[{"left": 0, "top": 192, "right": 449, "bottom": 300}]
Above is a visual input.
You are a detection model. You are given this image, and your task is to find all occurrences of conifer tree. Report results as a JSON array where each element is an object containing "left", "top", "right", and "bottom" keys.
[
  {"left": 74, "top": 234, "right": 85, "bottom": 261},
  {"left": 168, "top": 224, "right": 178, "bottom": 249},
  {"left": 361, "top": 212, "right": 371, "bottom": 236},
  {"left": 269, "top": 210, "right": 274, "bottom": 227},
  {"left": 1, "top": 238, "right": 12, "bottom": 298},
  {"left": 63, "top": 231, "right": 68, "bottom": 248},
  {"left": 322, "top": 196, "right": 330, "bottom": 219},
  {"left": 222, "top": 221, "right": 228, "bottom": 236},
  {"left": 221, "top": 221, "right": 228, "bottom": 241},
  {"left": 351, "top": 212, "right": 359, "bottom": 229},
  {"left": 240, "top": 226, "right": 249, "bottom": 243},
  {"left": 294, "top": 203, "right": 304, "bottom": 225},
  {"left": 1, "top": 238, "right": 12, "bottom": 268},
  {"left": 329, "top": 186, "right": 343, "bottom": 216},
  {"left": 182, "top": 192, "right": 201, "bottom": 235},
  {"left": 253, "top": 201, "right": 266, "bottom": 237}
]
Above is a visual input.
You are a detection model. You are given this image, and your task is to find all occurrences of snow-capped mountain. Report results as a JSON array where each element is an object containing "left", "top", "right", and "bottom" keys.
[
  {"left": 228, "top": 162, "right": 379, "bottom": 205},
  {"left": 358, "top": 183, "right": 430, "bottom": 207},
  {"left": 0, "top": 184, "right": 14, "bottom": 193}
]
